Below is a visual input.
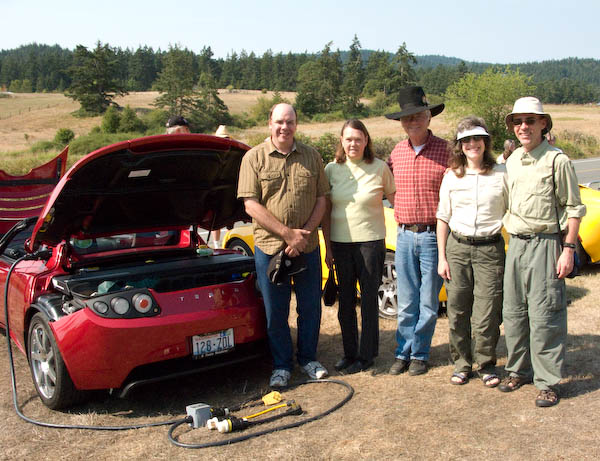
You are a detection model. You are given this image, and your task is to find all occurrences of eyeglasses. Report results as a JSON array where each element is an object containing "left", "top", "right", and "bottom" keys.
[
  {"left": 460, "top": 135, "right": 486, "bottom": 143},
  {"left": 401, "top": 112, "right": 429, "bottom": 122},
  {"left": 512, "top": 117, "right": 539, "bottom": 127}
]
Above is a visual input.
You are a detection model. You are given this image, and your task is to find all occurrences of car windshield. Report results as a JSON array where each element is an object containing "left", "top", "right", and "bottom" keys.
[{"left": 69, "top": 231, "right": 179, "bottom": 255}]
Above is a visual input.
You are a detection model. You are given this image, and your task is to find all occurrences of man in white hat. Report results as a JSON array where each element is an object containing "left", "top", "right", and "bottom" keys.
[{"left": 499, "top": 97, "right": 586, "bottom": 407}]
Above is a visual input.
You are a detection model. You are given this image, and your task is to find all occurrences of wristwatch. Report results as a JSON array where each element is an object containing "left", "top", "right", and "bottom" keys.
[{"left": 563, "top": 242, "right": 576, "bottom": 249}]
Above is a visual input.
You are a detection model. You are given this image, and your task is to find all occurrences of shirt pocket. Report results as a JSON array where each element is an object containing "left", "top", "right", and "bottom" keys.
[
  {"left": 293, "top": 167, "right": 316, "bottom": 197},
  {"left": 516, "top": 173, "right": 554, "bottom": 220},
  {"left": 259, "top": 170, "right": 283, "bottom": 199}
]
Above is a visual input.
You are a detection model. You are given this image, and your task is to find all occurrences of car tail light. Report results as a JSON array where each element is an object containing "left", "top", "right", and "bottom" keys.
[
  {"left": 111, "top": 297, "right": 130, "bottom": 315},
  {"left": 93, "top": 301, "right": 109, "bottom": 314},
  {"left": 132, "top": 293, "right": 153, "bottom": 313}
]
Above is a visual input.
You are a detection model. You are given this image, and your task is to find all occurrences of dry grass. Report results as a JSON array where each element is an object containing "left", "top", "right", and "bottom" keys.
[
  {"left": 1, "top": 265, "right": 599, "bottom": 460},
  {"left": 3, "top": 90, "right": 599, "bottom": 154}
]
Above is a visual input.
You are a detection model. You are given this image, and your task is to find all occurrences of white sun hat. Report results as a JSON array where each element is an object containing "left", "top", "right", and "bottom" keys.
[
  {"left": 456, "top": 125, "right": 489, "bottom": 140},
  {"left": 505, "top": 96, "right": 553, "bottom": 133}
]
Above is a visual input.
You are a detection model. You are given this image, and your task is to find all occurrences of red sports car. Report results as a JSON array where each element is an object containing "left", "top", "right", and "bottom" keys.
[{"left": 0, "top": 134, "right": 267, "bottom": 409}]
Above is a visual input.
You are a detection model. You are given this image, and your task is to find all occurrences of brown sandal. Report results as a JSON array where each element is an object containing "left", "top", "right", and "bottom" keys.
[
  {"left": 535, "top": 389, "right": 559, "bottom": 407},
  {"left": 498, "top": 375, "right": 531, "bottom": 392}
]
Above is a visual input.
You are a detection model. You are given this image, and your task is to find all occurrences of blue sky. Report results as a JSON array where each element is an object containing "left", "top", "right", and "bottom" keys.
[{"left": 2, "top": 0, "right": 599, "bottom": 63}]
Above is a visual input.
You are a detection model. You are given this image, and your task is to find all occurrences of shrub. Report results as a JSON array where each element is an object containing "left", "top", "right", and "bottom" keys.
[
  {"left": 141, "top": 108, "right": 169, "bottom": 133},
  {"left": 248, "top": 92, "right": 290, "bottom": 125},
  {"left": 31, "top": 140, "right": 56, "bottom": 153},
  {"left": 119, "top": 105, "right": 146, "bottom": 133},
  {"left": 372, "top": 137, "right": 399, "bottom": 160},
  {"left": 53, "top": 128, "right": 75, "bottom": 147},
  {"left": 101, "top": 106, "right": 121, "bottom": 133},
  {"left": 313, "top": 133, "right": 339, "bottom": 164},
  {"left": 311, "top": 110, "right": 345, "bottom": 123},
  {"left": 68, "top": 132, "right": 132, "bottom": 156},
  {"left": 556, "top": 130, "right": 600, "bottom": 158}
]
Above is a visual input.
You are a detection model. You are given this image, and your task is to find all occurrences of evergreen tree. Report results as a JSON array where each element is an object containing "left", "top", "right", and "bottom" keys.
[
  {"left": 65, "top": 42, "right": 127, "bottom": 115},
  {"left": 340, "top": 35, "right": 364, "bottom": 114},
  {"left": 187, "top": 72, "right": 232, "bottom": 133},
  {"left": 153, "top": 45, "right": 197, "bottom": 115}
]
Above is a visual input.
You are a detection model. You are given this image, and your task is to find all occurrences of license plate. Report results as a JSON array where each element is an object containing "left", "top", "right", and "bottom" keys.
[{"left": 192, "top": 328, "right": 234, "bottom": 358}]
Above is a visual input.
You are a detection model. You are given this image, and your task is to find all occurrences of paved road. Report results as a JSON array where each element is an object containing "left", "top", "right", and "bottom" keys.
[{"left": 573, "top": 157, "right": 600, "bottom": 187}]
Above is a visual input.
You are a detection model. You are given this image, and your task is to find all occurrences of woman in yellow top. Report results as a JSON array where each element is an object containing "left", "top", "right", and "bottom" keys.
[{"left": 322, "top": 119, "right": 395, "bottom": 374}]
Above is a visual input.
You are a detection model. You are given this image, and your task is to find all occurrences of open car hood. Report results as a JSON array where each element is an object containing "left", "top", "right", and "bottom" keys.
[{"left": 29, "top": 134, "right": 250, "bottom": 249}]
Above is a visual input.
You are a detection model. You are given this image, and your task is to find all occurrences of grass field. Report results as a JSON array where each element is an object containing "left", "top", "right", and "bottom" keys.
[
  {"left": 2, "top": 91, "right": 600, "bottom": 154},
  {"left": 1, "top": 267, "right": 599, "bottom": 460}
]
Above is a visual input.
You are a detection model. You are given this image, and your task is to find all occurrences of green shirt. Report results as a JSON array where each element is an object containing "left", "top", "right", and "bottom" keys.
[
  {"left": 503, "top": 139, "right": 586, "bottom": 234},
  {"left": 325, "top": 157, "right": 395, "bottom": 243}
]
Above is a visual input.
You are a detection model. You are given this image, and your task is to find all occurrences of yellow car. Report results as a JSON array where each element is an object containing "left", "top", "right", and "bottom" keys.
[{"left": 223, "top": 206, "right": 447, "bottom": 320}]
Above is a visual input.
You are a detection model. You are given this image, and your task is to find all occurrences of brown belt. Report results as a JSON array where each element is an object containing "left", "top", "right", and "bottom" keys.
[{"left": 399, "top": 223, "right": 436, "bottom": 233}]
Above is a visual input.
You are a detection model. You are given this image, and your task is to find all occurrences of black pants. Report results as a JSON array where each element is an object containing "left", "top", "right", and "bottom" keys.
[{"left": 331, "top": 240, "right": 385, "bottom": 362}]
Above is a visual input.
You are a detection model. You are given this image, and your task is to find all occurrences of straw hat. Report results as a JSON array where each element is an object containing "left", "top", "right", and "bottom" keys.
[{"left": 215, "top": 125, "right": 231, "bottom": 138}]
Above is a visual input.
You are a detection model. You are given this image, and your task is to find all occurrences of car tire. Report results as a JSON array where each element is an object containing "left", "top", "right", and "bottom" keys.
[
  {"left": 28, "top": 312, "right": 83, "bottom": 409},
  {"left": 576, "top": 241, "right": 590, "bottom": 267},
  {"left": 378, "top": 252, "right": 397, "bottom": 320},
  {"left": 227, "top": 238, "right": 254, "bottom": 257}
]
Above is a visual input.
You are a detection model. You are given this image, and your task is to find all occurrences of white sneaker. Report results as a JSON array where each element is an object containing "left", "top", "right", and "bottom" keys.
[
  {"left": 301, "top": 361, "right": 328, "bottom": 380},
  {"left": 269, "top": 369, "right": 291, "bottom": 387}
]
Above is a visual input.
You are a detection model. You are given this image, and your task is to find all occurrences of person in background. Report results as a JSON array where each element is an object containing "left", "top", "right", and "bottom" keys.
[
  {"left": 545, "top": 131, "right": 556, "bottom": 145},
  {"left": 237, "top": 103, "right": 329, "bottom": 388},
  {"left": 437, "top": 116, "right": 507, "bottom": 387},
  {"left": 385, "top": 86, "right": 449, "bottom": 376},
  {"left": 212, "top": 125, "right": 232, "bottom": 247},
  {"left": 496, "top": 139, "right": 516, "bottom": 164},
  {"left": 165, "top": 115, "right": 191, "bottom": 134},
  {"left": 322, "top": 119, "right": 395, "bottom": 374},
  {"left": 499, "top": 97, "right": 585, "bottom": 407}
]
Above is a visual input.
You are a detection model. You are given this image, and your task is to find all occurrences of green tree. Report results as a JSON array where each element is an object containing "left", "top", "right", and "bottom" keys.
[
  {"left": 187, "top": 72, "right": 232, "bottom": 132},
  {"left": 340, "top": 35, "right": 364, "bottom": 115},
  {"left": 153, "top": 45, "right": 197, "bottom": 115},
  {"left": 445, "top": 67, "right": 534, "bottom": 149},
  {"left": 389, "top": 42, "right": 417, "bottom": 94},
  {"left": 65, "top": 42, "right": 127, "bottom": 115},
  {"left": 296, "top": 42, "right": 343, "bottom": 116},
  {"left": 363, "top": 50, "right": 394, "bottom": 96}
]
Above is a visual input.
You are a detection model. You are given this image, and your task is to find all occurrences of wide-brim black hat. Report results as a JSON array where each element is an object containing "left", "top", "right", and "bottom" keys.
[
  {"left": 267, "top": 250, "right": 307, "bottom": 285},
  {"left": 385, "top": 86, "right": 444, "bottom": 120}
]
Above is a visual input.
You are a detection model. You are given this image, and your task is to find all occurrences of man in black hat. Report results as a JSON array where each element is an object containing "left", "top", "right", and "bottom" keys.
[
  {"left": 386, "top": 86, "right": 449, "bottom": 376},
  {"left": 165, "top": 115, "right": 191, "bottom": 134}
]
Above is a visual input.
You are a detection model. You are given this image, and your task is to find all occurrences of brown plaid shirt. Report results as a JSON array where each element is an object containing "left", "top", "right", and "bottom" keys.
[
  {"left": 389, "top": 131, "right": 449, "bottom": 225},
  {"left": 237, "top": 138, "right": 329, "bottom": 254}
]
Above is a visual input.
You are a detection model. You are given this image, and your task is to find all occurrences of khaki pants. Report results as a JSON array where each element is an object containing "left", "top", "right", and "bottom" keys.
[
  {"left": 503, "top": 234, "right": 567, "bottom": 390},
  {"left": 445, "top": 234, "right": 504, "bottom": 374}
]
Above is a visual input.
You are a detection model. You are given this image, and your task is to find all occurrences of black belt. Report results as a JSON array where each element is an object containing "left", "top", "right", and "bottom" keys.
[
  {"left": 399, "top": 223, "right": 436, "bottom": 233},
  {"left": 452, "top": 232, "right": 501, "bottom": 245}
]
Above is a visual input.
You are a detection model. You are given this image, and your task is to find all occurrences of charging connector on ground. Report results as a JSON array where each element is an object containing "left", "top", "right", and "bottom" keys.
[{"left": 186, "top": 403, "right": 213, "bottom": 428}]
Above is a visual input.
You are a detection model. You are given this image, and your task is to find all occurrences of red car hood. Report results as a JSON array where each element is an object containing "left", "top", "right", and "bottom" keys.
[{"left": 29, "top": 134, "right": 250, "bottom": 250}]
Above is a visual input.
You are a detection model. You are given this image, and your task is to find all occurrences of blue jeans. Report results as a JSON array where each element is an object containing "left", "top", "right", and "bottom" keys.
[
  {"left": 394, "top": 228, "right": 443, "bottom": 361},
  {"left": 254, "top": 246, "right": 323, "bottom": 371}
]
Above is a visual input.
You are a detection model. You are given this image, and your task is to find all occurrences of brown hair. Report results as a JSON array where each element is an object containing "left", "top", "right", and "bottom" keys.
[
  {"left": 449, "top": 116, "right": 495, "bottom": 177},
  {"left": 335, "top": 119, "right": 375, "bottom": 164}
]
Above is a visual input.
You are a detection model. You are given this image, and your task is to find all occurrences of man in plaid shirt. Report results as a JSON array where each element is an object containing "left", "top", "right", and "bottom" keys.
[{"left": 385, "top": 86, "right": 449, "bottom": 376}]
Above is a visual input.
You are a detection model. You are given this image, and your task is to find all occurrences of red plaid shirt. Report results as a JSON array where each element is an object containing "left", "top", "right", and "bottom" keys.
[{"left": 389, "top": 131, "right": 449, "bottom": 225}]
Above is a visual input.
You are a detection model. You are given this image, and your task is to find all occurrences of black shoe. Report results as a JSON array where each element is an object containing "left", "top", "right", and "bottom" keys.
[
  {"left": 389, "top": 359, "right": 409, "bottom": 375},
  {"left": 498, "top": 375, "right": 531, "bottom": 393},
  {"left": 345, "top": 359, "right": 374, "bottom": 374},
  {"left": 334, "top": 357, "right": 356, "bottom": 372},
  {"left": 408, "top": 360, "right": 428, "bottom": 376}
]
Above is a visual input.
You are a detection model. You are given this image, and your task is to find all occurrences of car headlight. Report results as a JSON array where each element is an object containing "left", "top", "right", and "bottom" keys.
[
  {"left": 111, "top": 297, "right": 130, "bottom": 315},
  {"left": 132, "top": 293, "right": 153, "bottom": 313}
]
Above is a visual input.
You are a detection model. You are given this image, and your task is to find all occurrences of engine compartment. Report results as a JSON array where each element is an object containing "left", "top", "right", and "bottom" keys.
[{"left": 52, "top": 252, "right": 257, "bottom": 299}]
